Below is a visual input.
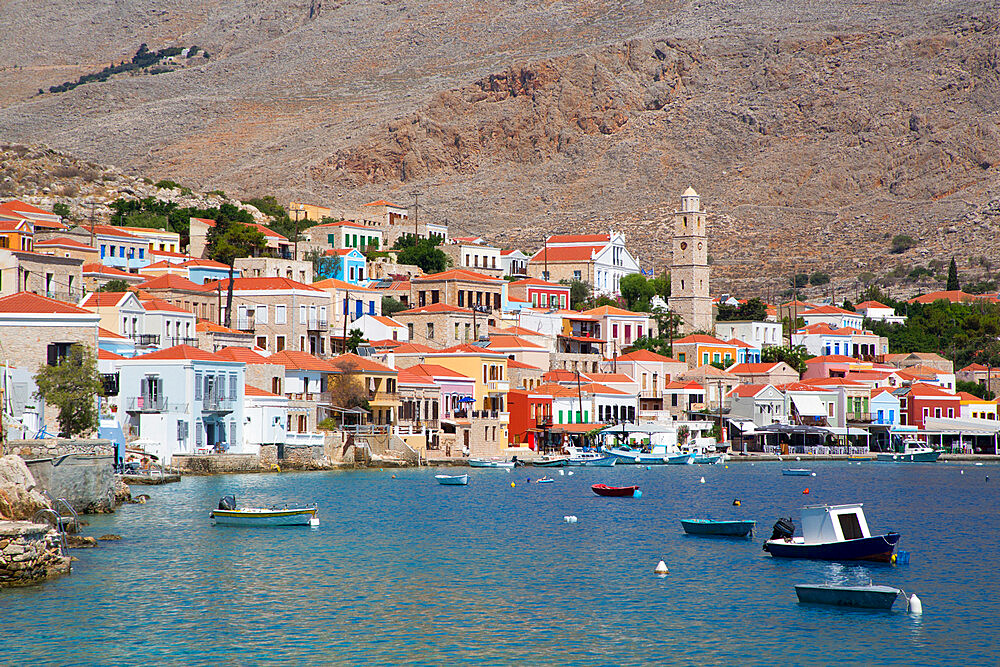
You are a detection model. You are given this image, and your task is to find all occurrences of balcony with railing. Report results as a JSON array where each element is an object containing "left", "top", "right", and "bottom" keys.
[
  {"left": 165, "top": 336, "right": 198, "bottom": 347},
  {"left": 535, "top": 415, "right": 553, "bottom": 428},
  {"left": 487, "top": 380, "right": 510, "bottom": 393},
  {"left": 126, "top": 395, "right": 167, "bottom": 412},
  {"left": 846, "top": 412, "right": 873, "bottom": 423},
  {"left": 202, "top": 394, "right": 235, "bottom": 413},
  {"left": 307, "top": 317, "right": 329, "bottom": 332},
  {"left": 236, "top": 315, "right": 255, "bottom": 332},
  {"left": 135, "top": 333, "right": 160, "bottom": 347}
]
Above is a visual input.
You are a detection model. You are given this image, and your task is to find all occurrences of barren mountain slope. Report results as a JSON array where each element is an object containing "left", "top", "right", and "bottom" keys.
[{"left": 1, "top": 0, "right": 998, "bottom": 294}]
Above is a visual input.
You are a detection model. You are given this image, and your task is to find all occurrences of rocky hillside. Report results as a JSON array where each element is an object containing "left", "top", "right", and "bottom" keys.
[{"left": 1, "top": 0, "right": 998, "bottom": 296}]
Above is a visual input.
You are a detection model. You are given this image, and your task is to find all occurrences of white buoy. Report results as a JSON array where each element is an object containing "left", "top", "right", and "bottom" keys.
[
  {"left": 811, "top": 472, "right": 817, "bottom": 477},
  {"left": 975, "top": 462, "right": 984, "bottom": 466},
  {"left": 564, "top": 515, "right": 578, "bottom": 523},
  {"left": 655, "top": 560, "right": 668, "bottom": 575},
  {"left": 567, "top": 471, "right": 574, "bottom": 476},
  {"left": 796, "top": 456, "right": 801, "bottom": 461},
  {"left": 700, "top": 476, "right": 705, "bottom": 484},
  {"left": 908, "top": 593, "right": 922, "bottom": 614},
  {"left": 559, "top": 469, "right": 565, "bottom": 476},
  {"left": 961, "top": 470, "right": 964, "bottom": 475}
]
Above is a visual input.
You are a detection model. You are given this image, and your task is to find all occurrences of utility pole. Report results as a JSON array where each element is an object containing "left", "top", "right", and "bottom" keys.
[
  {"left": 84, "top": 201, "right": 99, "bottom": 248},
  {"left": 291, "top": 208, "right": 303, "bottom": 261},
  {"left": 342, "top": 288, "right": 350, "bottom": 354},
  {"left": 576, "top": 369, "right": 584, "bottom": 425},
  {"left": 411, "top": 190, "right": 422, "bottom": 242},
  {"left": 543, "top": 234, "right": 549, "bottom": 282}
]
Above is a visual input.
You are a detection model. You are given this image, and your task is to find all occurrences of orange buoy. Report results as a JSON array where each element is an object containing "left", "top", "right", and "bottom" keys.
[{"left": 803, "top": 488, "right": 810, "bottom": 494}]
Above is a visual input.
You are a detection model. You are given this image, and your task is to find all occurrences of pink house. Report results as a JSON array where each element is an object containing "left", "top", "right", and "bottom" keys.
[{"left": 801, "top": 354, "right": 857, "bottom": 380}]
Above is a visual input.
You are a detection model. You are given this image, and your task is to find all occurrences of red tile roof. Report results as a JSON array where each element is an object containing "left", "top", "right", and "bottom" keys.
[
  {"left": 674, "top": 334, "right": 734, "bottom": 346},
  {"left": 505, "top": 358, "right": 542, "bottom": 370},
  {"left": 804, "top": 354, "right": 857, "bottom": 363},
  {"left": 405, "top": 363, "right": 473, "bottom": 379},
  {"left": 855, "top": 300, "right": 890, "bottom": 310},
  {"left": 906, "top": 382, "right": 960, "bottom": 398},
  {"left": 266, "top": 350, "right": 333, "bottom": 372},
  {"left": 138, "top": 274, "right": 206, "bottom": 291},
  {"left": 80, "top": 292, "right": 133, "bottom": 308},
  {"left": 616, "top": 349, "right": 681, "bottom": 363},
  {"left": 437, "top": 343, "right": 506, "bottom": 355},
  {"left": 216, "top": 347, "right": 271, "bottom": 364},
  {"left": 581, "top": 305, "right": 645, "bottom": 317},
  {"left": 585, "top": 372, "right": 635, "bottom": 383},
  {"left": 490, "top": 325, "right": 543, "bottom": 337},
  {"left": 0, "top": 199, "right": 50, "bottom": 216},
  {"left": 98, "top": 326, "right": 126, "bottom": 339},
  {"left": 369, "top": 315, "right": 403, "bottom": 327},
  {"left": 245, "top": 384, "right": 281, "bottom": 397},
  {"left": 726, "top": 363, "right": 785, "bottom": 375},
  {"left": 196, "top": 320, "right": 245, "bottom": 334},
  {"left": 907, "top": 290, "right": 995, "bottom": 305},
  {"left": 364, "top": 200, "right": 402, "bottom": 207},
  {"left": 413, "top": 269, "right": 503, "bottom": 283},
  {"left": 802, "top": 305, "right": 857, "bottom": 316},
  {"left": 397, "top": 368, "right": 439, "bottom": 386},
  {"left": 141, "top": 299, "right": 191, "bottom": 314},
  {"left": 485, "top": 335, "right": 544, "bottom": 349},
  {"left": 801, "top": 377, "right": 868, "bottom": 387},
  {"left": 328, "top": 353, "right": 396, "bottom": 374},
  {"left": 508, "top": 277, "right": 568, "bottom": 289},
  {"left": 391, "top": 342, "right": 438, "bottom": 354},
  {"left": 136, "top": 345, "right": 226, "bottom": 362},
  {"left": 728, "top": 384, "right": 773, "bottom": 398},
  {"left": 312, "top": 278, "right": 377, "bottom": 292},
  {"left": 82, "top": 263, "right": 137, "bottom": 278},
  {"left": 34, "top": 237, "right": 96, "bottom": 250},
  {"left": 529, "top": 245, "right": 605, "bottom": 262},
  {"left": 202, "top": 277, "right": 322, "bottom": 292},
  {"left": 98, "top": 349, "right": 127, "bottom": 360}
]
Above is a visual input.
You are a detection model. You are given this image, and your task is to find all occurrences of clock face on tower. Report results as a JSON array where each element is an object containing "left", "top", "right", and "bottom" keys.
[{"left": 680, "top": 242, "right": 688, "bottom": 250}]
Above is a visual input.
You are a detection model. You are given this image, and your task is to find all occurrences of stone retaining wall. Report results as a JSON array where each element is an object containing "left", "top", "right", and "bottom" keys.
[
  {"left": 173, "top": 454, "right": 260, "bottom": 474},
  {"left": 23, "top": 455, "right": 116, "bottom": 514},
  {"left": 7, "top": 439, "right": 114, "bottom": 459},
  {"left": 0, "top": 521, "right": 71, "bottom": 587}
]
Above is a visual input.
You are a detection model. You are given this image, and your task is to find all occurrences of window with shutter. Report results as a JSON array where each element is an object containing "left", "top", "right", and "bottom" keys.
[
  {"left": 299, "top": 305, "right": 307, "bottom": 324},
  {"left": 229, "top": 373, "right": 237, "bottom": 399},
  {"left": 195, "top": 420, "right": 203, "bottom": 446},
  {"left": 229, "top": 421, "right": 236, "bottom": 447},
  {"left": 195, "top": 373, "right": 203, "bottom": 400},
  {"left": 257, "top": 305, "right": 268, "bottom": 324}
]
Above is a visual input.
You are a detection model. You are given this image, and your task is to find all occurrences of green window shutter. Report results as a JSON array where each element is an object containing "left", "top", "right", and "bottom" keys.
[
  {"left": 327, "top": 233, "right": 336, "bottom": 244},
  {"left": 558, "top": 410, "right": 563, "bottom": 424},
  {"left": 584, "top": 411, "right": 589, "bottom": 423}
]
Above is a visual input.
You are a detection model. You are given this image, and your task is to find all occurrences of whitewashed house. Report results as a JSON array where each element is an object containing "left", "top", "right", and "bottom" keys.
[
  {"left": 354, "top": 313, "right": 408, "bottom": 343},
  {"left": 243, "top": 384, "right": 288, "bottom": 455},
  {"left": 855, "top": 300, "right": 906, "bottom": 325},
  {"left": 714, "top": 320, "right": 783, "bottom": 349},
  {"left": 115, "top": 345, "right": 246, "bottom": 463}
]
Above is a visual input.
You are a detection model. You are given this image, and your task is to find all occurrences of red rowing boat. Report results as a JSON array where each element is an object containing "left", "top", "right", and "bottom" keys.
[{"left": 591, "top": 484, "right": 639, "bottom": 497}]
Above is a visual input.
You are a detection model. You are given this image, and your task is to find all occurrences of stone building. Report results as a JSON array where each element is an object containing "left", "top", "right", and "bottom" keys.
[
  {"left": 0, "top": 250, "right": 83, "bottom": 303},
  {"left": 670, "top": 188, "right": 713, "bottom": 334}
]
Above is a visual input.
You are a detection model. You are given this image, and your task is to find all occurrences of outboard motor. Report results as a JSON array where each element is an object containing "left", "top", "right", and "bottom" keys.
[
  {"left": 218, "top": 495, "right": 236, "bottom": 511},
  {"left": 769, "top": 517, "right": 795, "bottom": 541}
]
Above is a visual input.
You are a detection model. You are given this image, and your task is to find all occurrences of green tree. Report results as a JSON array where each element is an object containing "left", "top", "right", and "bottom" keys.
[
  {"left": 890, "top": 234, "right": 917, "bottom": 254},
  {"left": 947, "top": 257, "right": 960, "bottom": 291},
  {"left": 33, "top": 344, "right": 103, "bottom": 437},
  {"left": 52, "top": 202, "right": 71, "bottom": 219},
  {"left": 761, "top": 345, "right": 812, "bottom": 375},
  {"left": 97, "top": 279, "right": 132, "bottom": 293},
  {"left": 346, "top": 328, "right": 366, "bottom": 353},
  {"left": 957, "top": 380, "right": 995, "bottom": 401},
  {"left": 717, "top": 297, "right": 768, "bottom": 322},
  {"left": 393, "top": 235, "right": 448, "bottom": 274},
  {"left": 619, "top": 273, "right": 656, "bottom": 311},
  {"left": 381, "top": 296, "right": 407, "bottom": 316},
  {"left": 809, "top": 271, "right": 830, "bottom": 286},
  {"left": 122, "top": 210, "right": 169, "bottom": 229},
  {"left": 790, "top": 273, "right": 809, "bottom": 288},
  {"left": 206, "top": 220, "right": 266, "bottom": 327},
  {"left": 561, "top": 279, "right": 591, "bottom": 310}
]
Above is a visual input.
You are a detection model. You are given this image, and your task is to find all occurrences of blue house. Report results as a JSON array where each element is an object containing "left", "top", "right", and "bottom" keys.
[{"left": 318, "top": 248, "right": 367, "bottom": 285}]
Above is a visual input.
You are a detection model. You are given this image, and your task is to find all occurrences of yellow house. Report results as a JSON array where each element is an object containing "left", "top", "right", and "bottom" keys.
[
  {"left": 328, "top": 353, "right": 400, "bottom": 426},
  {"left": 427, "top": 344, "right": 510, "bottom": 416}
]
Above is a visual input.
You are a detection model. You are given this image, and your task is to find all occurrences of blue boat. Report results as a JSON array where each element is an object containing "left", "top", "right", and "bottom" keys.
[
  {"left": 763, "top": 503, "right": 900, "bottom": 562},
  {"left": 681, "top": 519, "right": 755, "bottom": 537},
  {"left": 782, "top": 468, "right": 815, "bottom": 476},
  {"left": 794, "top": 584, "right": 902, "bottom": 610},
  {"left": 605, "top": 448, "right": 694, "bottom": 465}
]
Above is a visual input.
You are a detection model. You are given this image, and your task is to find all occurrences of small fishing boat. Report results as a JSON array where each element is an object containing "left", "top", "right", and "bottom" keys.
[
  {"left": 210, "top": 496, "right": 319, "bottom": 527},
  {"left": 783, "top": 468, "right": 815, "bottom": 476},
  {"left": 469, "top": 458, "right": 515, "bottom": 468},
  {"left": 531, "top": 456, "right": 571, "bottom": 467},
  {"left": 591, "top": 484, "right": 640, "bottom": 497},
  {"left": 536, "top": 477, "right": 555, "bottom": 484},
  {"left": 605, "top": 447, "right": 695, "bottom": 465},
  {"left": 763, "top": 503, "right": 900, "bottom": 562},
  {"left": 693, "top": 454, "right": 724, "bottom": 465},
  {"left": 794, "top": 584, "right": 902, "bottom": 610},
  {"left": 681, "top": 519, "right": 756, "bottom": 537},
  {"left": 876, "top": 437, "right": 941, "bottom": 463},
  {"left": 435, "top": 474, "right": 469, "bottom": 486},
  {"left": 567, "top": 448, "right": 617, "bottom": 466}
]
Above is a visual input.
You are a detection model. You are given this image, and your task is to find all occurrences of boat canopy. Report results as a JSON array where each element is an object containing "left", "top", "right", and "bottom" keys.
[
  {"left": 600, "top": 422, "right": 675, "bottom": 434},
  {"left": 801, "top": 503, "right": 871, "bottom": 544}
]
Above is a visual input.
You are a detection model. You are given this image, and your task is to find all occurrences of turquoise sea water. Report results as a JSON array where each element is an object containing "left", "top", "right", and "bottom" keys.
[{"left": 2, "top": 461, "right": 999, "bottom": 666}]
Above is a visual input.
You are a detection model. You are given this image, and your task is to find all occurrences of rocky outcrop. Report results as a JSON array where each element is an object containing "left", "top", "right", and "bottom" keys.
[
  {"left": 0, "top": 455, "right": 50, "bottom": 521},
  {"left": 0, "top": 521, "right": 71, "bottom": 587}
]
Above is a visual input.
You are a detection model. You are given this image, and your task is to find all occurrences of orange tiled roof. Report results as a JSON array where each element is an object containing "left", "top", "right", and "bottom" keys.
[
  {"left": 397, "top": 303, "right": 470, "bottom": 315},
  {"left": 266, "top": 350, "right": 333, "bottom": 372},
  {"left": 616, "top": 349, "right": 681, "bottom": 363},
  {"left": 136, "top": 345, "right": 226, "bottom": 362},
  {"left": 215, "top": 347, "right": 271, "bottom": 364},
  {"left": 413, "top": 269, "right": 503, "bottom": 283},
  {"left": 727, "top": 363, "right": 785, "bottom": 375},
  {"left": 581, "top": 305, "right": 645, "bottom": 317},
  {"left": 546, "top": 233, "right": 610, "bottom": 244},
  {"left": 138, "top": 274, "right": 206, "bottom": 291},
  {"left": 202, "top": 277, "right": 323, "bottom": 292},
  {"left": 391, "top": 342, "right": 438, "bottom": 354},
  {"left": 802, "top": 305, "right": 858, "bottom": 316},
  {"left": 80, "top": 292, "right": 133, "bottom": 308},
  {"left": 674, "top": 334, "right": 733, "bottom": 346},
  {"left": 98, "top": 349, "right": 127, "bottom": 360},
  {"left": 34, "top": 236, "right": 95, "bottom": 250},
  {"left": 529, "top": 245, "right": 604, "bottom": 263},
  {"left": 505, "top": 358, "right": 542, "bottom": 370},
  {"left": 98, "top": 326, "right": 126, "bottom": 339},
  {"left": 328, "top": 353, "right": 397, "bottom": 374},
  {"left": 728, "top": 384, "right": 773, "bottom": 398},
  {"left": 82, "top": 263, "right": 137, "bottom": 278},
  {"left": 405, "top": 363, "right": 473, "bottom": 379},
  {"left": 397, "top": 368, "right": 439, "bottom": 386},
  {"left": 485, "top": 335, "right": 544, "bottom": 349},
  {"left": 141, "top": 299, "right": 191, "bottom": 314},
  {"left": 245, "top": 384, "right": 282, "bottom": 397}
]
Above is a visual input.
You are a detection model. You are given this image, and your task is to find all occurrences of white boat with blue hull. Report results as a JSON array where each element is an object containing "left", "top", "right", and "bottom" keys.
[
  {"left": 795, "top": 584, "right": 903, "bottom": 610},
  {"left": 605, "top": 448, "right": 694, "bottom": 465},
  {"left": 566, "top": 447, "right": 617, "bottom": 467},
  {"left": 210, "top": 495, "right": 319, "bottom": 527},
  {"left": 436, "top": 474, "right": 469, "bottom": 486}
]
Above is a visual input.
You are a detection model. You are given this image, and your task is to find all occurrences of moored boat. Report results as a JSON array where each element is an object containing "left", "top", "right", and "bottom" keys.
[
  {"left": 591, "top": 484, "right": 640, "bottom": 497},
  {"left": 763, "top": 503, "right": 899, "bottom": 562},
  {"left": 876, "top": 437, "right": 941, "bottom": 463},
  {"left": 692, "top": 454, "right": 724, "bottom": 464},
  {"left": 782, "top": 468, "right": 815, "bottom": 476},
  {"left": 794, "top": 584, "right": 902, "bottom": 610},
  {"left": 210, "top": 496, "right": 319, "bottom": 527},
  {"left": 681, "top": 519, "right": 755, "bottom": 537},
  {"left": 536, "top": 477, "right": 555, "bottom": 484},
  {"left": 469, "top": 458, "right": 516, "bottom": 468},
  {"left": 531, "top": 456, "right": 570, "bottom": 467},
  {"left": 605, "top": 448, "right": 694, "bottom": 465},
  {"left": 567, "top": 448, "right": 618, "bottom": 466},
  {"left": 436, "top": 474, "right": 469, "bottom": 486}
]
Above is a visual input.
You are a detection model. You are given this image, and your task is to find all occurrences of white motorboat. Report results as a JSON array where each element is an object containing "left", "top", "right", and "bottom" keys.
[
  {"left": 210, "top": 496, "right": 319, "bottom": 527},
  {"left": 468, "top": 458, "right": 515, "bottom": 468}
]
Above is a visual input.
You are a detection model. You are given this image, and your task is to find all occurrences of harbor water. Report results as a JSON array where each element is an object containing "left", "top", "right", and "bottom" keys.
[{"left": 3, "top": 461, "right": 998, "bottom": 665}]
